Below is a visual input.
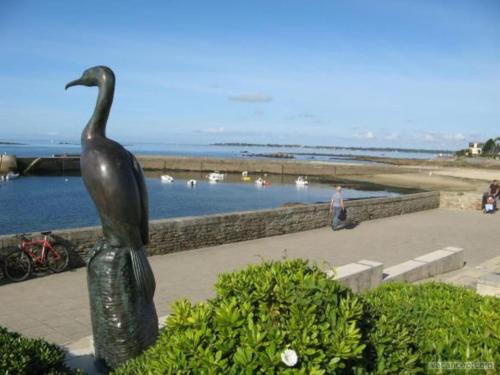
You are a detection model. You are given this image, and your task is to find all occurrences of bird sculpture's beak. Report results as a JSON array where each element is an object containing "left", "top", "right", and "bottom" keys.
[{"left": 65, "top": 78, "right": 84, "bottom": 90}]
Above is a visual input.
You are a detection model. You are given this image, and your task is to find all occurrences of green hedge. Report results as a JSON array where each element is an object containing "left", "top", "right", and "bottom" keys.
[
  {"left": 115, "top": 259, "right": 372, "bottom": 374},
  {"left": 365, "top": 282, "right": 500, "bottom": 373},
  {"left": 0, "top": 326, "right": 78, "bottom": 375},
  {"left": 114, "top": 260, "right": 499, "bottom": 374}
]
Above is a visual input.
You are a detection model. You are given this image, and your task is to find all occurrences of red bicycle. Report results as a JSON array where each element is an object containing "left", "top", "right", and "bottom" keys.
[{"left": 3, "top": 231, "right": 69, "bottom": 282}]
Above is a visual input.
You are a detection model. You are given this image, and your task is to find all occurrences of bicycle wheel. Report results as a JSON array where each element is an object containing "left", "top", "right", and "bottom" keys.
[
  {"left": 47, "top": 243, "right": 69, "bottom": 273},
  {"left": 3, "top": 249, "right": 32, "bottom": 282}
]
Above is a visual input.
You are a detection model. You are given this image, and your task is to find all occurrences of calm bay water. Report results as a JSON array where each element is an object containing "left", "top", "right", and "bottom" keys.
[
  {"left": 0, "top": 142, "right": 448, "bottom": 161},
  {"left": 0, "top": 174, "right": 398, "bottom": 235}
]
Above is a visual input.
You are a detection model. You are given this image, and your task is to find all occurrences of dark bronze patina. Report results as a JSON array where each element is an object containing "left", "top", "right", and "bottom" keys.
[{"left": 66, "top": 66, "right": 158, "bottom": 370}]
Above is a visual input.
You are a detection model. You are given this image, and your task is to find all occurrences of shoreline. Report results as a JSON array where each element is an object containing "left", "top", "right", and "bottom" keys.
[{"left": 13, "top": 154, "right": 500, "bottom": 194}]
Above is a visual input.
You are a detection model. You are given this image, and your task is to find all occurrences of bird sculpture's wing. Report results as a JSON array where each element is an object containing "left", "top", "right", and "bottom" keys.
[
  {"left": 80, "top": 140, "right": 148, "bottom": 249},
  {"left": 129, "top": 152, "right": 149, "bottom": 245}
]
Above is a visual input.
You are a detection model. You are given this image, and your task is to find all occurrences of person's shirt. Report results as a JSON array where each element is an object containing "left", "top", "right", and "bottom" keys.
[
  {"left": 331, "top": 191, "right": 343, "bottom": 208},
  {"left": 490, "top": 183, "right": 499, "bottom": 196}
]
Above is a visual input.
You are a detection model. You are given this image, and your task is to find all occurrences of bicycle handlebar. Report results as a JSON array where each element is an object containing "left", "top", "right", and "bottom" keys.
[{"left": 15, "top": 232, "right": 52, "bottom": 240}]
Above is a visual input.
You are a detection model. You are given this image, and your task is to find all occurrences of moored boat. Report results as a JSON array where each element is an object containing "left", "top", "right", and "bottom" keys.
[
  {"left": 295, "top": 176, "right": 308, "bottom": 186},
  {"left": 1, "top": 172, "right": 20, "bottom": 181},
  {"left": 255, "top": 177, "right": 270, "bottom": 186},
  {"left": 161, "top": 175, "right": 174, "bottom": 183},
  {"left": 208, "top": 171, "right": 224, "bottom": 182}
]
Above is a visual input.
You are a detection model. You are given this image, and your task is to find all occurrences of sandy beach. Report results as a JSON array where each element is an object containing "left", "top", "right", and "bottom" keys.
[{"left": 348, "top": 164, "right": 500, "bottom": 193}]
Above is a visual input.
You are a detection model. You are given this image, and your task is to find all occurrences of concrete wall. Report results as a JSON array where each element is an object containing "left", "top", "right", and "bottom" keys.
[
  {"left": 383, "top": 246, "right": 464, "bottom": 283},
  {"left": 0, "top": 192, "right": 439, "bottom": 267},
  {"left": 17, "top": 155, "right": 410, "bottom": 176},
  {"left": 17, "top": 157, "right": 80, "bottom": 175},
  {"left": 328, "top": 260, "right": 384, "bottom": 293},
  {"left": 139, "top": 156, "right": 410, "bottom": 176},
  {"left": 326, "top": 246, "right": 465, "bottom": 292},
  {"left": 440, "top": 191, "right": 482, "bottom": 210}
]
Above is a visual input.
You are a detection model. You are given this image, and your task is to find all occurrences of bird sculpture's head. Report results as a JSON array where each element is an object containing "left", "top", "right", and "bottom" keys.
[{"left": 65, "top": 66, "right": 115, "bottom": 90}]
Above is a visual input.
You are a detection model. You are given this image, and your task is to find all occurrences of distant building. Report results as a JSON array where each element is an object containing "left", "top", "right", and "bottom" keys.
[
  {"left": 494, "top": 140, "right": 500, "bottom": 155},
  {"left": 469, "top": 142, "right": 484, "bottom": 155}
]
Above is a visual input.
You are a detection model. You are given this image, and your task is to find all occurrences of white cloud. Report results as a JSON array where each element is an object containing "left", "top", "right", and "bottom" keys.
[
  {"left": 416, "top": 131, "right": 470, "bottom": 148},
  {"left": 354, "top": 131, "right": 376, "bottom": 140},
  {"left": 424, "top": 133, "right": 435, "bottom": 141},
  {"left": 444, "top": 133, "right": 465, "bottom": 141},
  {"left": 198, "top": 127, "right": 225, "bottom": 134},
  {"left": 293, "top": 112, "right": 316, "bottom": 119},
  {"left": 228, "top": 93, "right": 273, "bottom": 103},
  {"left": 384, "top": 132, "right": 400, "bottom": 140}
]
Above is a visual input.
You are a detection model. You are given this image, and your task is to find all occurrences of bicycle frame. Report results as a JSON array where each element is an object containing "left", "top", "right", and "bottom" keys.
[{"left": 19, "top": 236, "right": 59, "bottom": 265}]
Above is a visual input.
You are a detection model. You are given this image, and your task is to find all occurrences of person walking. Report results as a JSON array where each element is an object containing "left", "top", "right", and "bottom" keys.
[{"left": 329, "top": 185, "right": 344, "bottom": 231}]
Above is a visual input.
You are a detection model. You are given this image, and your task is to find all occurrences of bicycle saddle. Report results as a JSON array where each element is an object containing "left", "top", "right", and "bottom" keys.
[{"left": 41, "top": 231, "right": 52, "bottom": 235}]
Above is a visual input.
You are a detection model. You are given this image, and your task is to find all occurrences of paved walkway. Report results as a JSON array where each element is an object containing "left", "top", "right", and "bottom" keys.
[{"left": 0, "top": 208, "right": 499, "bottom": 348}]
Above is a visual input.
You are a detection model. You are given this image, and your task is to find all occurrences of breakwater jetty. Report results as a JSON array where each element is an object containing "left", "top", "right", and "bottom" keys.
[{"left": 16, "top": 155, "right": 412, "bottom": 176}]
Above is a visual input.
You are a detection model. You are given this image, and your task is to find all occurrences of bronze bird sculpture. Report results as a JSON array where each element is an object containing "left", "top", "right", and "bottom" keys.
[{"left": 66, "top": 66, "right": 158, "bottom": 369}]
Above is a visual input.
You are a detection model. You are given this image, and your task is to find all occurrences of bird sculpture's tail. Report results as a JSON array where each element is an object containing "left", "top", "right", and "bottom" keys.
[{"left": 130, "top": 247, "right": 156, "bottom": 302}]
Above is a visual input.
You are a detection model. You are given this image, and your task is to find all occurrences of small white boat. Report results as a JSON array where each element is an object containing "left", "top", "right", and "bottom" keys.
[
  {"left": 295, "top": 176, "right": 308, "bottom": 186},
  {"left": 187, "top": 179, "right": 197, "bottom": 187},
  {"left": 241, "top": 170, "right": 251, "bottom": 181},
  {"left": 208, "top": 171, "right": 224, "bottom": 182},
  {"left": 161, "top": 175, "right": 174, "bottom": 183},
  {"left": 2, "top": 172, "right": 20, "bottom": 181},
  {"left": 255, "top": 177, "right": 270, "bottom": 186}
]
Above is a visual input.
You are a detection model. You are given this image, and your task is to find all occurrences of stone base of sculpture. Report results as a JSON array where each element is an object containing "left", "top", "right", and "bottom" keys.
[{"left": 87, "top": 240, "right": 158, "bottom": 370}]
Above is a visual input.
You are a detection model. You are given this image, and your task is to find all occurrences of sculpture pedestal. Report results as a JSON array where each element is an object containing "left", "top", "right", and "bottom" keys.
[{"left": 87, "top": 241, "right": 158, "bottom": 369}]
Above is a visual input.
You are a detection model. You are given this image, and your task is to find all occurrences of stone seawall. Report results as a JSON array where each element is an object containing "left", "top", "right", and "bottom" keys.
[
  {"left": 140, "top": 156, "right": 410, "bottom": 176},
  {"left": 439, "top": 191, "right": 482, "bottom": 210},
  {"left": 17, "top": 155, "right": 410, "bottom": 176},
  {"left": 0, "top": 192, "right": 439, "bottom": 267},
  {"left": 17, "top": 157, "right": 80, "bottom": 174}
]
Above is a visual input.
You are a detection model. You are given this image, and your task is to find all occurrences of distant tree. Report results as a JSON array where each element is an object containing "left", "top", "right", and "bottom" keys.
[{"left": 482, "top": 138, "right": 496, "bottom": 154}]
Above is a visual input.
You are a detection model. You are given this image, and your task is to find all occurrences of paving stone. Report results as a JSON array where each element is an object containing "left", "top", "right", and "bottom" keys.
[{"left": 0, "top": 208, "right": 499, "bottom": 347}]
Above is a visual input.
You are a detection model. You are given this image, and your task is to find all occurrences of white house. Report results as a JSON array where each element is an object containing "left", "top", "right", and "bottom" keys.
[{"left": 469, "top": 142, "right": 484, "bottom": 155}]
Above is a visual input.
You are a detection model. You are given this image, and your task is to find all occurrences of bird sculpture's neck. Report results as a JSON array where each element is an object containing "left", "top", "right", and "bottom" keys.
[{"left": 82, "top": 76, "right": 115, "bottom": 145}]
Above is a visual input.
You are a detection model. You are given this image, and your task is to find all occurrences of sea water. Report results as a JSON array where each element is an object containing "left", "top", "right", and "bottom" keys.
[
  {"left": 0, "top": 174, "right": 398, "bottom": 235},
  {"left": 0, "top": 142, "right": 448, "bottom": 161}
]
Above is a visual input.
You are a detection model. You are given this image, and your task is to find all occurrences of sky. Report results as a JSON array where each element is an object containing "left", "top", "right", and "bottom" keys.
[{"left": 0, "top": 0, "right": 499, "bottom": 149}]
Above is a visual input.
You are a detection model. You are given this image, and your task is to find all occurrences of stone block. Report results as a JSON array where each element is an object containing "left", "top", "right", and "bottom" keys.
[
  {"left": 357, "top": 259, "right": 384, "bottom": 289},
  {"left": 327, "top": 259, "right": 383, "bottom": 292},
  {"left": 383, "top": 247, "right": 465, "bottom": 283},
  {"left": 383, "top": 260, "right": 428, "bottom": 283},
  {"left": 414, "top": 248, "right": 465, "bottom": 275}
]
